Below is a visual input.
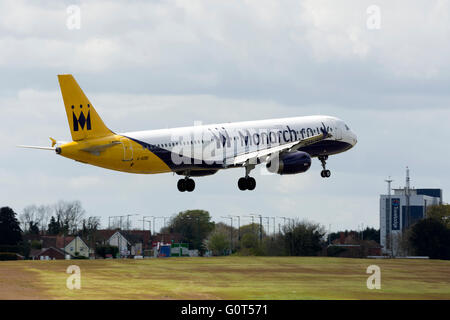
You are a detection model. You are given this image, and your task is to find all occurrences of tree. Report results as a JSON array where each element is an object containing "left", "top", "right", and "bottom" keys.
[
  {"left": 54, "top": 200, "right": 85, "bottom": 234},
  {"left": 204, "top": 232, "right": 230, "bottom": 256},
  {"left": 409, "top": 218, "right": 450, "bottom": 260},
  {"left": 240, "top": 232, "right": 259, "bottom": 249},
  {"left": 167, "top": 210, "right": 215, "bottom": 253},
  {"left": 362, "top": 227, "right": 380, "bottom": 243},
  {"left": 28, "top": 221, "right": 40, "bottom": 235},
  {"left": 81, "top": 216, "right": 101, "bottom": 236},
  {"left": 239, "top": 223, "right": 264, "bottom": 240},
  {"left": 47, "top": 216, "right": 60, "bottom": 235},
  {"left": 19, "top": 204, "right": 52, "bottom": 234},
  {"left": 328, "top": 227, "right": 380, "bottom": 244},
  {"left": 0, "top": 207, "right": 22, "bottom": 245},
  {"left": 427, "top": 204, "right": 450, "bottom": 228},
  {"left": 284, "top": 220, "right": 326, "bottom": 256}
]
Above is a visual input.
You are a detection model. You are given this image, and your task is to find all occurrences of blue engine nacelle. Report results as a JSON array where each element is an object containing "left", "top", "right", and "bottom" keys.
[{"left": 266, "top": 151, "right": 312, "bottom": 175}]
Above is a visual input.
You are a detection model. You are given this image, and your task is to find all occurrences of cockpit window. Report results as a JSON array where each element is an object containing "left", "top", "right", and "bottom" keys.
[{"left": 345, "top": 124, "right": 350, "bottom": 131}]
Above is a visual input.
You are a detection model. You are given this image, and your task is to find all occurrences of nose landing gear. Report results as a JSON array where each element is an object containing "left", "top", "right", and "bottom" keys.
[{"left": 319, "top": 155, "right": 331, "bottom": 178}]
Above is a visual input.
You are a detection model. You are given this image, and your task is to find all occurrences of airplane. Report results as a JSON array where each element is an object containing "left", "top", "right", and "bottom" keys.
[{"left": 19, "top": 75, "right": 357, "bottom": 192}]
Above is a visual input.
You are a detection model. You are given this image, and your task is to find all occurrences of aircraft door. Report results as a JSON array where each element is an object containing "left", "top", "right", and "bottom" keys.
[{"left": 120, "top": 138, "right": 133, "bottom": 161}]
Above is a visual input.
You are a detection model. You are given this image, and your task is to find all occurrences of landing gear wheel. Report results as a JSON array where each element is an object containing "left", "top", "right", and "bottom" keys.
[
  {"left": 186, "top": 178, "right": 195, "bottom": 192},
  {"left": 321, "top": 170, "right": 331, "bottom": 178},
  {"left": 247, "top": 177, "right": 256, "bottom": 190},
  {"left": 177, "top": 178, "right": 195, "bottom": 192},
  {"left": 238, "top": 177, "right": 248, "bottom": 190},
  {"left": 238, "top": 177, "right": 256, "bottom": 191},
  {"left": 177, "top": 179, "right": 186, "bottom": 192}
]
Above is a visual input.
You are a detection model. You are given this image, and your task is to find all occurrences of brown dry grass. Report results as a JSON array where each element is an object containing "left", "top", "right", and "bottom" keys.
[{"left": 0, "top": 257, "right": 449, "bottom": 300}]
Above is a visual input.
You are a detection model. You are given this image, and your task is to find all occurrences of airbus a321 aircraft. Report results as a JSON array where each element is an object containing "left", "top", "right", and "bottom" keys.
[{"left": 20, "top": 75, "right": 357, "bottom": 192}]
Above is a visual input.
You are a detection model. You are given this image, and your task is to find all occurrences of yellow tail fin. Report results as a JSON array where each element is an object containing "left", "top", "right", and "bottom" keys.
[{"left": 58, "top": 74, "right": 112, "bottom": 141}]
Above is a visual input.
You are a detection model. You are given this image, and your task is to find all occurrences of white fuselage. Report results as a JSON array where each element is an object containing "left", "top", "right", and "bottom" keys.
[{"left": 121, "top": 115, "right": 357, "bottom": 172}]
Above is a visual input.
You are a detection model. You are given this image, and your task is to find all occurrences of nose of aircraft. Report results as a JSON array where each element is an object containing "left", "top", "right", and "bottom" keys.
[{"left": 350, "top": 131, "right": 358, "bottom": 146}]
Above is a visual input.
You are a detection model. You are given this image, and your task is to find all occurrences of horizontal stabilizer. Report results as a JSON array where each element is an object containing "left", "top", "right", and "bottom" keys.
[{"left": 17, "top": 145, "right": 56, "bottom": 151}]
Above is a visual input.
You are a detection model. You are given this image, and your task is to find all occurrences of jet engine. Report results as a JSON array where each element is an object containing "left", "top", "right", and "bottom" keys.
[{"left": 266, "top": 151, "right": 312, "bottom": 175}]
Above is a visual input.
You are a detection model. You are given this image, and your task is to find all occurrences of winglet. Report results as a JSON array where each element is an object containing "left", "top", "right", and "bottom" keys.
[{"left": 50, "top": 137, "right": 57, "bottom": 147}]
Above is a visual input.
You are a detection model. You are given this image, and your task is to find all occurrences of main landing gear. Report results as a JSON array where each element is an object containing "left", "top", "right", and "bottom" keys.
[
  {"left": 238, "top": 176, "right": 256, "bottom": 191},
  {"left": 319, "top": 155, "right": 331, "bottom": 178},
  {"left": 177, "top": 177, "right": 195, "bottom": 192},
  {"left": 238, "top": 162, "right": 256, "bottom": 191}
]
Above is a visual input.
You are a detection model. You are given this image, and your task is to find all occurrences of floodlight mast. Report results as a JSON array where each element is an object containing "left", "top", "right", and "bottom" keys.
[
  {"left": 244, "top": 214, "right": 256, "bottom": 236},
  {"left": 126, "top": 214, "right": 139, "bottom": 230},
  {"left": 231, "top": 215, "right": 241, "bottom": 240},
  {"left": 221, "top": 216, "right": 233, "bottom": 253},
  {"left": 153, "top": 216, "right": 167, "bottom": 242},
  {"left": 263, "top": 217, "right": 270, "bottom": 237},
  {"left": 109, "top": 215, "right": 122, "bottom": 229},
  {"left": 279, "top": 217, "right": 288, "bottom": 233},
  {"left": 140, "top": 216, "right": 153, "bottom": 231},
  {"left": 114, "top": 215, "right": 126, "bottom": 258}
]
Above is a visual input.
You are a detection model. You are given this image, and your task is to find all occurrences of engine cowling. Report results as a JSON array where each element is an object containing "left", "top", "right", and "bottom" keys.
[{"left": 266, "top": 151, "right": 312, "bottom": 175}]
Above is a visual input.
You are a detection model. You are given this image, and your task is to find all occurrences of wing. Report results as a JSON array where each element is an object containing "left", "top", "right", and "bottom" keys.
[{"left": 225, "top": 122, "right": 331, "bottom": 167}]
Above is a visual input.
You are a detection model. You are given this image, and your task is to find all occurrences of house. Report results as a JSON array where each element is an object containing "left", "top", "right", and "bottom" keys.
[
  {"left": 41, "top": 235, "right": 74, "bottom": 249},
  {"left": 30, "top": 247, "right": 66, "bottom": 260},
  {"left": 64, "top": 236, "right": 91, "bottom": 258},
  {"left": 38, "top": 235, "right": 92, "bottom": 258},
  {"left": 96, "top": 229, "right": 152, "bottom": 257},
  {"left": 109, "top": 231, "right": 130, "bottom": 256},
  {"left": 96, "top": 230, "right": 130, "bottom": 257}
]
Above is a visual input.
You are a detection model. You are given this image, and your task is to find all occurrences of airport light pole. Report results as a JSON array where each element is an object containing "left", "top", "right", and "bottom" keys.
[
  {"left": 147, "top": 216, "right": 156, "bottom": 235},
  {"left": 185, "top": 214, "right": 201, "bottom": 251},
  {"left": 231, "top": 215, "right": 241, "bottom": 241},
  {"left": 88, "top": 216, "right": 101, "bottom": 258},
  {"left": 140, "top": 216, "right": 153, "bottom": 231},
  {"left": 258, "top": 215, "right": 263, "bottom": 243},
  {"left": 109, "top": 215, "right": 122, "bottom": 230},
  {"left": 222, "top": 216, "right": 233, "bottom": 253},
  {"left": 244, "top": 214, "right": 257, "bottom": 238},
  {"left": 126, "top": 214, "right": 139, "bottom": 231},
  {"left": 271, "top": 217, "right": 276, "bottom": 237},
  {"left": 154, "top": 217, "right": 165, "bottom": 242},
  {"left": 279, "top": 217, "right": 288, "bottom": 234},
  {"left": 115, "top": 215, "right": 126, "bottom": 258},
  {"left": 263, "top": 217, "right": 270, "bottom": 238}
]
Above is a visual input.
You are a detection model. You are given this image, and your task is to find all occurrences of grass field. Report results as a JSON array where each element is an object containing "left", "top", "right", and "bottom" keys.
[{"left": 0, "top": 256, "right": 449, "bottom": 300}]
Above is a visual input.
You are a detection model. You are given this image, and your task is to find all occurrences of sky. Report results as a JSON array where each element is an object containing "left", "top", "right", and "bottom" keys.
[{"left": 1, "top": 0, "right": 449, "bottom": 233}]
